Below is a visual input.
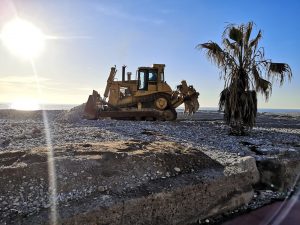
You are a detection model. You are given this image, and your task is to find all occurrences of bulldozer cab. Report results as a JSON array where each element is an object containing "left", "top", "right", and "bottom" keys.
[{"left": 137, "top": 64, "right": 165, "bottom": 91}]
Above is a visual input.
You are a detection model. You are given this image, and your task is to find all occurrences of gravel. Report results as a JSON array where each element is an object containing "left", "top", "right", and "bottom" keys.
[
  {"left": 0, "top": 106, "right": 299, "bottom": 224},
  {"left": 0, "top": 107, "right": 299, "bottom": 162}
]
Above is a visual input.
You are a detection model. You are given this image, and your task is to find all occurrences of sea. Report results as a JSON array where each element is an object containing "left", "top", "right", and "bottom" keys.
[
  {"left": 199, "top": 107, "right": 300, "bottom": 114},
  {"left": 0, "top": 103, "right": 299, "bottom": 114}
]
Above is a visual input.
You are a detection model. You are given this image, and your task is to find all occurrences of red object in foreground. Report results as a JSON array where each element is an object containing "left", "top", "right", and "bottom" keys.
[{"left": 222, "top": 198, "right": 300, "bottom": 225}]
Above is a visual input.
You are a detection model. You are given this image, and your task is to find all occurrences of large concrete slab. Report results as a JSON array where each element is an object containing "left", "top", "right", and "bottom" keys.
[{"left": 0, "top": 140, "right": 259, "bottom": 225}]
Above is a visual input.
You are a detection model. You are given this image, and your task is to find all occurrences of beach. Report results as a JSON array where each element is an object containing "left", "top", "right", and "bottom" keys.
[{"left": 0, "top": 106, "right": 300, "bottom": 224}]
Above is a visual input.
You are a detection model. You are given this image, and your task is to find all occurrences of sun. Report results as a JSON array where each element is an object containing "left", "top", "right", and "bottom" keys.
[
  {"left": 10, "top": 99, "right": 40, "bottom": 111},
  {"left": 1, "top": 18, "right": 45, "bottom": 59}
]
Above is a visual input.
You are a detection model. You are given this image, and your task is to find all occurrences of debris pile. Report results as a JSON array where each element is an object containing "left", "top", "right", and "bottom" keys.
[{"left": 55, "top": 103, "right": 86, "bottom": 123}]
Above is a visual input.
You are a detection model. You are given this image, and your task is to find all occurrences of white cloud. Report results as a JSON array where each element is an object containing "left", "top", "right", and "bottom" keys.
[
  {"left": 95, "top": 4, "right": 164, "bottom": 25},
  {"left": 0, "top": 75, "right": 50, "bottom": 84}
]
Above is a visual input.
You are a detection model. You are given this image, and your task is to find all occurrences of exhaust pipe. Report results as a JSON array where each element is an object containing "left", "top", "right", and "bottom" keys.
[
  {"left": 122, "top": 65, "right": 126, "bottom": 81},
  {"left": 127, "top": 72, "right": 132, "bottom": 81}
]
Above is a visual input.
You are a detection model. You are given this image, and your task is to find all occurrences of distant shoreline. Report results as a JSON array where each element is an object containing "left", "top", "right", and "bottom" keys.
[{"left": 0, "top": 103, "right": 300, "bottom": 114}]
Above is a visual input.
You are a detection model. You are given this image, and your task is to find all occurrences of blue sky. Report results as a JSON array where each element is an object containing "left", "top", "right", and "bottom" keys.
[{"left": 0, "top": 0, "right": 299, "bottom": 108}]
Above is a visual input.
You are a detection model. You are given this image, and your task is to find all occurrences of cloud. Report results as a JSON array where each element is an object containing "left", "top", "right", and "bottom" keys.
[
  {"left": 0, "top": 75, "right": 102, "bottom": 104},
  {"left": 95, "top": 4, "right": 164, "bottom": 25},
  {"left": 0, "top": 75, "right": 50, "bottom": 84}
]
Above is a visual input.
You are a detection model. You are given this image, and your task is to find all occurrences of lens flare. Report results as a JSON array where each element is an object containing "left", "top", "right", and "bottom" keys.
[
  {"left": 1, "top": 18, "right": 45, "bottom": 59},
  {"left": 10, "top": 99, "right": 40, "bottom": 110},
  {"left": 30, "top": 60, "right": 58, "bottom": 224}
]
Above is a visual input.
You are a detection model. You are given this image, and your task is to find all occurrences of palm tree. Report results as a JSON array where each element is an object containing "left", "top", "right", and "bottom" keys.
[{"left": 197, "top": 22, "right": 292, "bottom": 135}]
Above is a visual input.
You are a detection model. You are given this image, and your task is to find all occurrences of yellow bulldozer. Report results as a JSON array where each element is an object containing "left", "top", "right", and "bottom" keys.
[{"left": 84, "top": 64, "right": 199, "bottom": 121}]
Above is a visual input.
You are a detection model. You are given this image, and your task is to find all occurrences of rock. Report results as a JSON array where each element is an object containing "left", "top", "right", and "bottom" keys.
[
  {"left": 97, "top": 186, "right": 108, "bottom": 192},
  {"left": 256, "top": 156, "right": 300, "bottom": 191},
  {"left": 31, "top": 127, "right": 42, "bottom": 137},
  {"left": 238, "top": 152, "right": 245, "bottom": 156},
  {"left": 174, "top": 167, "right": 181, "bottom": 172},
  {"left": 82, "top": 143, "right": 92, "bottom": 148},
  {"left": 1, "top": 139, "right": 10, "bottom": 147}
]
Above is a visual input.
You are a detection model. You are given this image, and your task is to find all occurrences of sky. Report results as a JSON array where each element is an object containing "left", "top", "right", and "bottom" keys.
[{"left": 0, "top": 0, "right": 299, "bottom": 109}]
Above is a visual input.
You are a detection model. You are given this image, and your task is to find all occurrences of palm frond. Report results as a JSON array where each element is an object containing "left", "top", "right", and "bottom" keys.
[
  {"left": 252, "top": 65, "right": 260, "bottom": 82},
  {"left": 229, "top": 27, "right": 243, "bottom": 44},
  {"left": 249, "top": 30, "right": 262, "bottom": 48},
  {"left": 196, "top": 42, "right": 225, "bottom": 67},
  {"left": 223, "top": 38, "right": 237, "bottom": 50},
  {"left": 219, "top": 88, "right": 231, "bottom": 124},
  {"left": 257, "top": 78, "right": 271, "bottom": 92},
  {"left": 219, "top": 88, "right": 229, "bottom": 111},
  {"left": 244, "top": 22, "right": 253, "bottom": 45},
  {"left": 251, "top": 65, "right": 272, "bottom": 100},
  {"left": 268, "top": 62, "right": 292, "bottom": 85},
  {"left": 256, "top": 77, "right": 272, "bottom": 100}
]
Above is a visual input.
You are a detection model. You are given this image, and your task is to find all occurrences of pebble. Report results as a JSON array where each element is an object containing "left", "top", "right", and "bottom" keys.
[
  {"left": 238, "top": 152, "right": 245, "bottom": 156},
  {"left": 174, "top": 167, "right": 181, "bottom": 172},
  {"left": 0, "top": 139, "right": 10, "bottom": 148},
  {"left": 97, "top": 186, "right": 108, "bottom": 192}
]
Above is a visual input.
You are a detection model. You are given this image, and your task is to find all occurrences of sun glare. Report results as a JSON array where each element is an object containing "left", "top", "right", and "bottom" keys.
[
  {"left": 10, "top": 100, "right": 40, "bottom": 111},
  {"left": 1, "top": 18, "right": 45, "bottom": 59}
]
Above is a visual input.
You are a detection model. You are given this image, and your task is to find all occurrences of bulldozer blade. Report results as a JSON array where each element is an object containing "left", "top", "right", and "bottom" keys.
[{"left": 84, "top": 90, "right": 100, "bottom": 119}]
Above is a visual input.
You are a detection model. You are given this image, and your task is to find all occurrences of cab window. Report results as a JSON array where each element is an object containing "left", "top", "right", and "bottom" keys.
[
  {"left": 138, "top": 71, "right": 147, "bottom": 90},
  {"left": 160, "top": 72, "right": 164, "bottom": 82},
  {"left": 148, "top": 71, "right": 157, "bottom": 81}
]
